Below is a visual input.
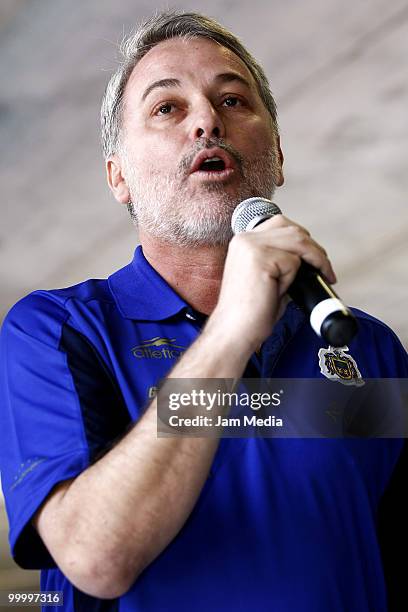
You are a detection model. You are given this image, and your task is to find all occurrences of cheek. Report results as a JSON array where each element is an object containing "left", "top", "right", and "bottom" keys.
[
  {"left": 252, "top": 119, "right": 275, "bottom": 146},
  {"left": 125, "top": 147, "right": 162, "bottom": 178},
  {"left": 233, "top": 117, "right": 275, "bottom": 152},
  {"left": 144, "top": 136, "right": 184, "bottom": 171}
]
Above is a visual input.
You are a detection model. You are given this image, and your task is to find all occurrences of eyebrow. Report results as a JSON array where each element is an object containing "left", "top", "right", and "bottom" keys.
[
  {"left": 141, "top": 78, "right": 181, "bottom": 102},
  {"left": 141, "top": 72, "right": 253, "bottom": 102},
  {"left": 214, "top": 72, "right": 252, "bottom": 90}
]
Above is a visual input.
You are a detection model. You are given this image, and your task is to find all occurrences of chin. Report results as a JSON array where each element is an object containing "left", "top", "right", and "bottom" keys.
[{"left": 170, "top": 224, "right": 234, "bottom": 248}]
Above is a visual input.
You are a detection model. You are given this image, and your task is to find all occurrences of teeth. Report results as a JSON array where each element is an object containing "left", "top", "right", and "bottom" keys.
[{"left": 203, "top": 157, "right": 222, "bottom": 163}]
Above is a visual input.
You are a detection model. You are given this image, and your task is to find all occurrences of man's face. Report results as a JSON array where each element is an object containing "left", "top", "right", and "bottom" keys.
[{"left": 113, "top": 36, "right": 284, "bottom": 246}]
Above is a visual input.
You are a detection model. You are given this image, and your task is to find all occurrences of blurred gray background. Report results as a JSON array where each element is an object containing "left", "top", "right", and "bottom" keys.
[{"left": 1, "top": 0, "right": 407, "bottom": 603}]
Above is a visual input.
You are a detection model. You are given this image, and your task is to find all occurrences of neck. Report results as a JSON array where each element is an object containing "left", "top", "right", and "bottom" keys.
[{"left": 139, "top": 230, "right": 228, "bottom": 315}]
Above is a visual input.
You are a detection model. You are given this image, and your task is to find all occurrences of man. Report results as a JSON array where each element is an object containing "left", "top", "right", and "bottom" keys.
[{"left": 0, "top": 10, "right": 407, "bottom": 612}]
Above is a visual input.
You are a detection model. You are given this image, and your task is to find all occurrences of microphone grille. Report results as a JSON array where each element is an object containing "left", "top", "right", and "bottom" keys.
[{"left": 231, "top": 198, "right": 282, "bottom": 234}]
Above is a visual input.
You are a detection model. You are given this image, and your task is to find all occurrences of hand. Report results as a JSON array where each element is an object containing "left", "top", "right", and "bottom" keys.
[{"left": 210, "top": 215, "right": 337, "bottom": 353}]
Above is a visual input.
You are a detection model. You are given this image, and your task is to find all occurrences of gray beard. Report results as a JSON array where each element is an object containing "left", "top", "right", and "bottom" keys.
[{"left": 121, "top": 141, "right": 279, "bottom": 247}]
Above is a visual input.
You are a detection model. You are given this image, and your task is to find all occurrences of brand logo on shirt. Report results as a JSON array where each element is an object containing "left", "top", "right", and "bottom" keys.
[
  {"left": 318, "top": 346, "right": 364, "bottom": 386},
  {"left": 131, "top": 337, "right": 186, "bottom": 359}
]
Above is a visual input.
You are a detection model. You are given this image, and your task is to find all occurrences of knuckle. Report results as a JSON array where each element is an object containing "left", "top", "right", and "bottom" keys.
[
  {"left": 268, "top": 214, "right": 286, "bottom": 228},
  {"left": 300, "top": 226, "right": 311, "bottom": 237},
  {"left": 290, "top": 225, "right": 308, "bottom": 243}
]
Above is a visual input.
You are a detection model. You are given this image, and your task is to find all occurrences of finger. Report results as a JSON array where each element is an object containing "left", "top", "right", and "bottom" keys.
[
  {"left": 261, "top": 248, "right": 302, "bottom": 297},
  {"left": 252, "top": 214, "right": 311, "bottom": 236},
  {"left": 255, "top": 226, "right": 337, "bottom": 284}
]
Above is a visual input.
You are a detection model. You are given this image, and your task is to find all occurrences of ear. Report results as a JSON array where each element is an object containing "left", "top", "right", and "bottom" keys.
[
  {"left": 275, "top": 135, "right": 285, "bottom": 187},
  {"left": 106, "top": 155, "right": 130, "bottom": 204}
]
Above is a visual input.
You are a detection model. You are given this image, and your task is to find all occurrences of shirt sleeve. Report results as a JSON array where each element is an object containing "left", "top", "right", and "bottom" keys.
[
  {"left": 350, "top": 308, "right": 408, "bottom": 377},
  {"left": 0, "top": 291, "right": 130, "bottom": 569}
]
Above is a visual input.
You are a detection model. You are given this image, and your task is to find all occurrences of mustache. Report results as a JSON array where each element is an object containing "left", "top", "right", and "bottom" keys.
[{"left": 178, "top": 138, "right": 244, "bottom": 175}]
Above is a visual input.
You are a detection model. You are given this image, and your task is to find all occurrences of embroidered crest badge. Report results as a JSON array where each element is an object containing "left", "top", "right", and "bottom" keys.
[{"left": 318, "top": 346, "right": 364, "bottom": 386}]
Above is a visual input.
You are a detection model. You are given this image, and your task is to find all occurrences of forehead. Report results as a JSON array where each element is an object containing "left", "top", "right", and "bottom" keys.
[{"left": 125, "top": 36, "right": 258, "bottom": 102}]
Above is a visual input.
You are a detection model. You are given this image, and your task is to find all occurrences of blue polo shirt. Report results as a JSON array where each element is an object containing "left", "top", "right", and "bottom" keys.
[{"left": 1, "top": 246, "right": 407, "bottom": 612}]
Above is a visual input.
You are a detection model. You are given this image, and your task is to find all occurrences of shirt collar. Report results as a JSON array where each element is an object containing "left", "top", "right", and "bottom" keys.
[
  {"left": 108, "top": 246, "right": 188, "bottom": 321},
  {"left": 108, "top": 246, "right": 307, "bottom": 335}
]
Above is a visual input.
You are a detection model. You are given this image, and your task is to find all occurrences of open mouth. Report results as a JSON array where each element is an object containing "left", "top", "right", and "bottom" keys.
[
  {"left": 189, "top": 148, "right": 237, "bottom": 180},
  {"left": 198, "top": 157, "right": 226, "bottom": 172}
]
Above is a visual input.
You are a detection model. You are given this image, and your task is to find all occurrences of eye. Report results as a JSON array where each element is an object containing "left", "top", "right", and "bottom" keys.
[
  {"left": 222, "top": 96, "right": 243, "bottom": 108},
  {"left": 154, "top": 102, "right": 175, "bottom": 116}
]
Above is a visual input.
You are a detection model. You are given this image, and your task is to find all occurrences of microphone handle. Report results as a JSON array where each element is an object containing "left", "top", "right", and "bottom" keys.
[
  {"left": 288, "top": 261, "right": 337, "bottom": 310},
  {"left": 289, "top": 261, "right": 358, "bottom": 347}
]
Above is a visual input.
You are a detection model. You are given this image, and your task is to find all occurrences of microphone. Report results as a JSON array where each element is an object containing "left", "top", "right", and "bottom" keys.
[{"left": 231, "top": 197, "right": 358, "bottom": 347}]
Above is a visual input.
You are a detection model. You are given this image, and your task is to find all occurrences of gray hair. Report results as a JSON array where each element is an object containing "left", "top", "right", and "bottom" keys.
[{"left": 100, "top": 10, "right": 279, "bottom": 161}]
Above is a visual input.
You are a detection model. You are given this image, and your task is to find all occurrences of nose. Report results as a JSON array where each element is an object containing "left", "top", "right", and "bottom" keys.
[{"left": 191, "top": 100, "right": 225, "bottom": 140}]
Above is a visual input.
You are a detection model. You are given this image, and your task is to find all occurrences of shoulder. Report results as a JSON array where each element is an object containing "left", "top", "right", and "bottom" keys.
[
  {"left": 349, "top": 307, "right": 407, "bottom": 376},
  {"left": 351, "top": 307, "right": 405, "bottom": 347},
  {"left": 1, "top": 279, "right": 113, "bottom": 345}
]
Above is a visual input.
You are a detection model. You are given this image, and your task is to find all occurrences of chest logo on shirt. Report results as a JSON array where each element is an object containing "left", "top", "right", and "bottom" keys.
[
  {"left": 131, "top": 337, "right": 186, "bottom": 359},
  {"left": 318, "top": 346, "right": 364, "bottom": 386}
]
